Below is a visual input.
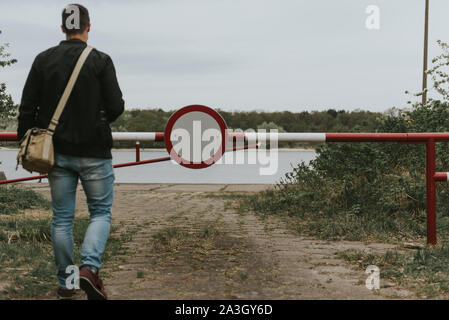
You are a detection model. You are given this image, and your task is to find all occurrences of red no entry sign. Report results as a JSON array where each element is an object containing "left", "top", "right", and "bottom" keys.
[{"left": 164, "top": 105, "right": 228, "bottom": 169}]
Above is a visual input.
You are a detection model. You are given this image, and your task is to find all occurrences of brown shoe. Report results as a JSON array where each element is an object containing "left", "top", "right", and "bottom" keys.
[
  {"left": 79, "top": 267, "right": 108, "bottom": 300},
  {"left": 56, "top": 287, "right": 77, "bottom": 300}
]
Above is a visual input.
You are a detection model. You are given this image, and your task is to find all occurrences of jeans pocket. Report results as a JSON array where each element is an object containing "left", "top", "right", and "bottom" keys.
[{"left": 81, "top": 158, "right": 114, "bottom": 181}]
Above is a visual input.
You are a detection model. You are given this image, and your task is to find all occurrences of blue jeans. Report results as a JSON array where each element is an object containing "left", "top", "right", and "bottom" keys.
[{"left": 48, "top": 153, "right": 115, "bottom": 289}]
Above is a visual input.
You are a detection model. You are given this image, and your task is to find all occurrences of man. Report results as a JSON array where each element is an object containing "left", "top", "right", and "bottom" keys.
[{"left": 17, "top": 4, "right": 124, "bottom": 300}]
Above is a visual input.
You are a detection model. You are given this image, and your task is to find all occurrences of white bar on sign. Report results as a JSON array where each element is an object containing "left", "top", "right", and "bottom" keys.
[
  {"left": 243, "top": 132, "right": 326, "bottom": 142},
  {"left": 112, "top": 132, "right": 156, "bottom": 141}
]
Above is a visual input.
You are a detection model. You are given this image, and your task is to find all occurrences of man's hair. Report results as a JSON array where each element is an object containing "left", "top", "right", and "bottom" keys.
[{"left": 61, "top": 4, "right": 90, "bottom": 35}]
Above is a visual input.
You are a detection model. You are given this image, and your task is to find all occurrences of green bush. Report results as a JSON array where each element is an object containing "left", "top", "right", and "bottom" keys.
[{"left": 247, "top": 101, "right": 449, "bottom": 241}]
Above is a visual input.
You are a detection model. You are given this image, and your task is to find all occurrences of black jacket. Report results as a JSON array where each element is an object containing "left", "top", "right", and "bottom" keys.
[{"left": 17, "top": 38, "right": 124, "bottom": 158}]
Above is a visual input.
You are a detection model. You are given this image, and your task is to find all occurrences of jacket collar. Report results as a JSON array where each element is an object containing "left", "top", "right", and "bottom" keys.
[{"left": 59, "top": 38, "right": 87, "bottom": 46}]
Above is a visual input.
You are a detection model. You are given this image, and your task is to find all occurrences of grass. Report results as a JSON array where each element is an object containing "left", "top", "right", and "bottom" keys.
[
  {"left": 150, "top": 223, "right": 221, "bottom": 254},
  {"left": 0, "top": 216, "right": 137, "bottom": 299},
  {"left": 0, "top": 216, "right": 90, "bottom": 299},
  {"left": 151, "top": 227, "right": 191, "bottom": 252},
  {"left": 337, "top": 244, "right": 449, "bottom": 298},
  {"left": 148, "top": 221, "right": 224, "bottom": 271},
  {"left": 0, "top": 185, "right": 50, "bottom": 215},
  {"left": 238, "top": 272, "right": 249, "bottom": 281},
  {"left": 0, "top": 185, "right": 137, "bottom": 299},
  {"left": 202, "top": 192, "right": 252, "bottom": 200},
  {"left": 240, "top": 182, "right": 435, "bottom": 243}
]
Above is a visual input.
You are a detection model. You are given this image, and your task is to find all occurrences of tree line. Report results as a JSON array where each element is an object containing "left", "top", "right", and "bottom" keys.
[{"left": 111, "top": 108, "right": 382, "bottom": 148}]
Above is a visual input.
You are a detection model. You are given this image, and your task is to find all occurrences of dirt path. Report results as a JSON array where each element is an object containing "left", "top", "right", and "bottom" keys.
[{"left": 29, "top": 183, "right": 412, "bottom": 299}]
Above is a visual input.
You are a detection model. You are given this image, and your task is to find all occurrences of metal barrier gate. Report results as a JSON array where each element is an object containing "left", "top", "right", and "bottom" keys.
[{"left": 1, "top": 131, "right": 448, "bottom": 245}]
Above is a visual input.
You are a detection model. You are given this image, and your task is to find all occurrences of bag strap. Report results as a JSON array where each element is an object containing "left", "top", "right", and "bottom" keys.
[{"left": 47, "top": 45, "right": 94, "bottom": 134}]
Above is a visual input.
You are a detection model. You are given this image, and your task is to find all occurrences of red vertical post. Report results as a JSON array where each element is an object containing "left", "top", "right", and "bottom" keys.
[
  {"left": 136, "top": 141, "right": 141, "bottom": 162},
  {"left": 426, "top": 138, "right": 437, "bottom": 245}
]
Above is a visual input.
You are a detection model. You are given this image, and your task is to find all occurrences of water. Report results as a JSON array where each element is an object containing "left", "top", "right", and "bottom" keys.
[{"left": 0, "top": 149, "right": 316, "bottom": 184}]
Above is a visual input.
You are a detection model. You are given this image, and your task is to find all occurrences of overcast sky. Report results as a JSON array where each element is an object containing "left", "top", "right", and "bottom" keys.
[{"left": 1, "top": 0, "right": 448, "bottom": 113}]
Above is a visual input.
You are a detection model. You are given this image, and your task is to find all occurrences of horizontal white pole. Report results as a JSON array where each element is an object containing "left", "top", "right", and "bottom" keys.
[
  {"left": 241, "top": 132, "right": 326, "bottom": 142},
  {"left": 112, "top": 132, "right": 156, "bottom": 141},
  {"left": 111, "top": 132, "right": 326, "bottom": 142}
]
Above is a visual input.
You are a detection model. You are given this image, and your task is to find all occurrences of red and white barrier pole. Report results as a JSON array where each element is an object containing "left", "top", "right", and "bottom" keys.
[
  {"left": 5, "top": 131, "right": 449, "bottom": 143},
  {"left": 2, "top": 131, "right": 449, "bottom": 245}
]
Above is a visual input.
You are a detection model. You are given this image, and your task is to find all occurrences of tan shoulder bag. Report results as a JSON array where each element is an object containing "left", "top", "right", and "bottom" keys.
[{"left": 17, "top": 45, "right": 94, "bottom": 174}]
